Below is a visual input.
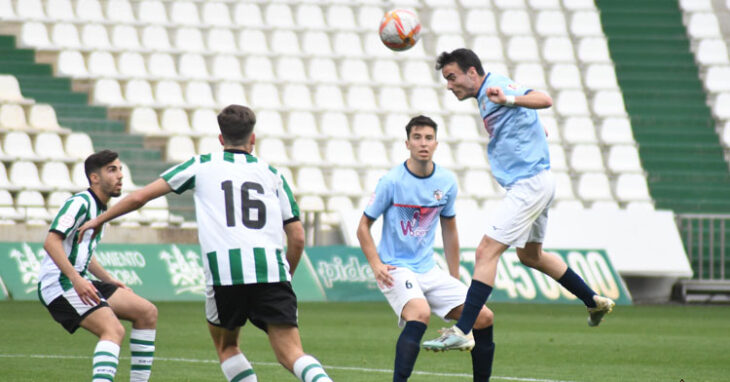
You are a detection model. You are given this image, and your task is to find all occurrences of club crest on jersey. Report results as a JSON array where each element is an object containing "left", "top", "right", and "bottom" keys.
[{"left": 433, "top": 189, "right": 444, "bottom": 201}]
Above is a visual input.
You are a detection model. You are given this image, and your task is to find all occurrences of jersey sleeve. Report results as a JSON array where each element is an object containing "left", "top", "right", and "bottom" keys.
[
  {"left": 363, "top": 175, "right": 393, "bottom": 220},
  {"left": 441, "top": 175, "right": 458, "bottom": 218},
  {"left": 49, "top": 196, "right": 88, "bottom": 239},
  {"left": 161, "top": 156, "right": 198, "bottom": 194},
  {"left": 500, "top": 76, "right": 532, "bottom": 97},
  {"left": 275, "top": 168, "right": 300, "bottom": 224}
]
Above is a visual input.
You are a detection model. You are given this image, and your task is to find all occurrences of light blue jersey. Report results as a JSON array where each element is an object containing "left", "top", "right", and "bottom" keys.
[
  {"left": 477, "top": 72, "right": 550, "bottom": 187},
  {"left": 364, "top": 162, "right": 457, "bottom": 273}
]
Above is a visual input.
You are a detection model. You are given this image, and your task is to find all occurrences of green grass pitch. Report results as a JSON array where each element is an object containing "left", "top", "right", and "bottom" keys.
[{"left": 1, "top": 300, "right": 729, "bottom": 381}]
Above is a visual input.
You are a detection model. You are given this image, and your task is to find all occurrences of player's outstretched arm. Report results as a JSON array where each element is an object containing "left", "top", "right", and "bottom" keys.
[
  {"left": 78, "top": 178, "right": 173, "bottom": 241},
  {"left": 44, "top": 232, "right": 100, "bottom": 305},
  {"left": 440, "top": 216, "right": 461, "bottom": 279},
  {"left": 356, "top": 214, "right": 395, "bottom": 288},
  {"left": 284, "top": 220, "right": 305, "bottom": 275},
  {"left": 487, "top": 87, "right": 553, "bottom": 109}
]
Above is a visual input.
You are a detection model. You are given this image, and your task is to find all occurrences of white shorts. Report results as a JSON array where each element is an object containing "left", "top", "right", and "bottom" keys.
[
  {"left": 486, "top": 169, "right": 555, "bottom": 248},
  {"left": 379, "top": 266, "right": 468, "bottom": 328}
]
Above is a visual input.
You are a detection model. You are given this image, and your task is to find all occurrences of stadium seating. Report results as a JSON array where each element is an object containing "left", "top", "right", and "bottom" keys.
[{"left": 7, "top": 0, "right": 705, "bottom": 229}]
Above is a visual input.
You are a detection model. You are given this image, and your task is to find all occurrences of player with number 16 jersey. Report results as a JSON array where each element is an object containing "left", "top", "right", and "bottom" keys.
[{"left": 162, "top": 151, "right": 298, "bottom": 287}]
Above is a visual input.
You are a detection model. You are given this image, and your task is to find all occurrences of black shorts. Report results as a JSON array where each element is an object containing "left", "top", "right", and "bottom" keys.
[
  {"left": 45, "top": 280, "right": 118, "bottom": 334},
  {"left": 206, "top": 282, "right": 298, "bottom": 332}
]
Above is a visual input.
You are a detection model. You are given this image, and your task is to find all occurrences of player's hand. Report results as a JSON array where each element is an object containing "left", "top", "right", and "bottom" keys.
[
  {"left": 77, "top": 218, "right": 103, "bottom": 243},
  {"left": 486, "top": 86, "right": 507, "bottom": 104},
  {"left": 72, "top": 276, "right": 101, "bottom": 306},
  {"left": 372, "top": 263, "right": 397, "bottom": 289}
]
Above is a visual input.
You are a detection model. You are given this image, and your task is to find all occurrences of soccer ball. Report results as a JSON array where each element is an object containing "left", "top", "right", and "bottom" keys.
[{"left": 379, "top": 9, "right": 421, "bottom": 52}]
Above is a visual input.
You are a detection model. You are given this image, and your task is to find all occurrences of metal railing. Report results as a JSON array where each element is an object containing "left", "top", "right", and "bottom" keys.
[{"left": 675, "top": 214, "right": 729, "bottom": 281}]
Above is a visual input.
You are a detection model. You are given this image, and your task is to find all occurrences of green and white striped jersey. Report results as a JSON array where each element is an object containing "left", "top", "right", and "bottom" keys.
[
  {"left": 161, "top": 150, "right": 300, "bottom": 286},
  {"left": 38, "top": 189, "right": 106, "bottom": 305}
]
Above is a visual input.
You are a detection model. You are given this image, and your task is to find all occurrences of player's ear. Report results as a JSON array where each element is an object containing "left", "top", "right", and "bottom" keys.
[
  {"left": 218, "top": 134, "right": 225, "bottom": 146},
  {"left": 249, "top": 132, "right": 256, "bottom": 147}
]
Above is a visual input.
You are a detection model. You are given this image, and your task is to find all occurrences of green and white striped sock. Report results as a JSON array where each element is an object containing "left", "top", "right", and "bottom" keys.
[
  {"left": 92, "top": 340, "right": 119, "bottom": 382},
  {"left": 292, "top": 355, "right": 332, "bottom": 382},
  {"left": 221, "top": 353, "right": 256, "bottom": 382},
  {"left": 130, "top": 328, "right": 156, "bottom": 381}
]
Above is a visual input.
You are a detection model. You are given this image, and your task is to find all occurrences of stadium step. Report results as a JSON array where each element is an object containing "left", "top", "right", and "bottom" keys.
[
  {"left": 0, "top": 33, "right": 189, "bottom": 223},
  {"left": 596, "top": 0, "right": 730, "bottom": 216}
]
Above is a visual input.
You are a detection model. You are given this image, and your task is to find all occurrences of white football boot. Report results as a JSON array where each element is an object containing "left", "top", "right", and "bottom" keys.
[{"left": 588, "top": 295, "right": 615, "bottom": 327}]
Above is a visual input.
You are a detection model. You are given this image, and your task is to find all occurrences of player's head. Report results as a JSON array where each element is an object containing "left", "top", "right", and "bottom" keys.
[
  {"left": 405, "top": 115, "right": 438, "bottom": 162},
  {"left": 85, "top": 149, "right": 123, "bottom": 197},
  {"left": 217, "top": 104, "right": 256, "bottom": 147},
  {"left": 436, "top": 48, "right": 485, "bottom": 100}
]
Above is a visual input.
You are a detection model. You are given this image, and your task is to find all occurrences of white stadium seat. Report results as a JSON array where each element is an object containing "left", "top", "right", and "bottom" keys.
[
  {"left": 330, "top": 168, "right": 363, "bottom": 196},
  {"left": 65, "top": 133, "right": 94, "bottom": 161},
  {"left": 166, "top": 136, "right": 196, "bottom": 163},
  {"left": 570, "top": 11, "right": 603, "bottom": 36},
  {"left": 56, "top": 50, "right": 88, "bottom": 78},
  {"left": 28, "top": 104, "right": 62, "bottom": 130},
  {"left": 0, "top": 104, "right": 29, "bottom": 130},
  {"left": 615, "top": 173, "right": 651, "bottom": 202},
  {"left": 599, "top": 117, "right": 635, "bottom": 145},
  {"left": 3, "top": 131, "right": 37, "bottom": 160},
  {"left": 542, "top": 37, "right": 575, "bottom": 63},
  {"left": 687, "top": 13, "right": 721, "bottom": 38},
  {"left": 34, "top": 132, "right": 67, "bottom": 161},
  {"left": 40, "top": 161, "right": 76, "bottom": 191},
  {"left": 16, "top": 190, "right": 51, "bottom": 224},
  {"left": 607, "top": 145, "right": 642, "bottom": 173},
  {"left": 535, "top": 11, "right": 568, "bottom": 36},
  {"left": 129, "top": 107, "right": 162, "bottom": 135},
  {"left": 569, "top": 144, "right": 604, "bottom": 172},
  {"left": 160, "top": 108, "right": 193, "bottom": 136},
  {"left": 696, "top": 39, "right": 729, "bottom": 65},
  {"left": 577, "top": 172, "right": 613, "bottom": 201},
  {"left": 500, "top": 10, "right": 532, "bottom": 36},
  {"left": 562, "top": 117, "right": 598, "bottom": 144}
]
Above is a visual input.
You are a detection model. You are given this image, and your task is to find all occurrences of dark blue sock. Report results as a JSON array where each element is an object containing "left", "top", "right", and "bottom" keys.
[
  {"left": 394, "top": 320, "right": 427, "bottom": 382},
  {"left": 471, "top": 326, "right": 495, "bottom": 382},
  {"left": 456, "top": 280, "right": 492, "bottom": 334},
  {"left": 557, "top": 268, "right": 597, "bottom": 307}
]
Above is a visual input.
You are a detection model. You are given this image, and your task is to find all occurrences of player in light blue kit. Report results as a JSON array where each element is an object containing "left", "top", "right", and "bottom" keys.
[
  {"left": 423, "top": 49, "right": 615, "bottom": 351},
  {"left": 357, "top": 115, "right": 495, "bottom": 381}
]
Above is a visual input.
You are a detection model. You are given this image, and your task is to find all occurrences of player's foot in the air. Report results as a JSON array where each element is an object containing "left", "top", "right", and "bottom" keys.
[
  {"left": 422, "top": 326, "right": 475, "bottom": 352},
  {"left": 588, "top": 295, "right": 615, "bottom": 327}
]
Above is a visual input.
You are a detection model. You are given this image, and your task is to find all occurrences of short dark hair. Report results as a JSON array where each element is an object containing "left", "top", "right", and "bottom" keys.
[
  {"left": 217, "top": 104, "right": 256, "bottom": 146},
  {"left": 405, "top": 115, "right": 438, "bottom": 139},
  {"left": 84, "top": 149, "right": 119, "bottom": 184},
  {"left": 435, "top": 48, "right": 485, "bottom": 76}
]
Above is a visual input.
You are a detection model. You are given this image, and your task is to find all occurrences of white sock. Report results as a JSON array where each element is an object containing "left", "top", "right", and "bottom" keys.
[
  {"left": 130, "top": 328, "right": 156, "bottom": 382},
  {"left": 221, "top": 353, "right": 257, "bottom": 382},
  {"left": 92, "top": 340, "right": 119, "bottom": 382},
  {"left": 292, "top": 355, "right": 332, "bottom": 382}
]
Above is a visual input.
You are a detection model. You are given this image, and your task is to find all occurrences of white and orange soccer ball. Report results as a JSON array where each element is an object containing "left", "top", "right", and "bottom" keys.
[{"left": 379, "top": 9, "right": 421, "bottom": 52}]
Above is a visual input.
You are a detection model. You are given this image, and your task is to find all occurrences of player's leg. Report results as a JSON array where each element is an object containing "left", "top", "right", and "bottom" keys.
[
  {"left": 516, "top": 213, "right": 615, "bottom": 326},
  {"left": 104, "top": 283, "right": 158, "bottom": 381},
  {"left": 456, "top": 235, "right": 507, "bottom": 335},
  {"left": 208, "top": 324, "right": 257, "bottom": 382},
  {"left": 266, "top": 324, "right": 333, "bottom": 382},
  {"left": 43, "top": 284, "right": 124, "bottom": 381},
  {"left": 444, "top": 304, "right": 495, "bottom": 382},
  {"left": 245, "top": 282, "right": 332, "bottom": 382},
  {"left": 394, "top": 298, "right": 430, "bottom": 382},
  {"left": 380, "top": 267, "right": 430, "bottom": 382},
  {"left": 207, "top": 284, "right": 257, "bottom": 381},
  {"left": 80, "top": 306, "right": 125, "bottom": 382}
]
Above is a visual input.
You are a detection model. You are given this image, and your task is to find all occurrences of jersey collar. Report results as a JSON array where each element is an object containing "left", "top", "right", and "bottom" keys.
[
  {"left": 476, "top": 73, "right": 490, "bottom": 99},
  {"left": 403, "top": 161, "right": 436, "bottom": 179},
  {"left": 87, "top": 188, "right": 107, "bottom": 211},
  {"left": 224, "top": 148, "right": 250, "bottom": 155}
]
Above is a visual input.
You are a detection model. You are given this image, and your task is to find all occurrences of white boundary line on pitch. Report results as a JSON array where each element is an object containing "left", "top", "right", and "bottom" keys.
[{"left": 0, "top": 353, "right": 576, "bottom": 382}]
